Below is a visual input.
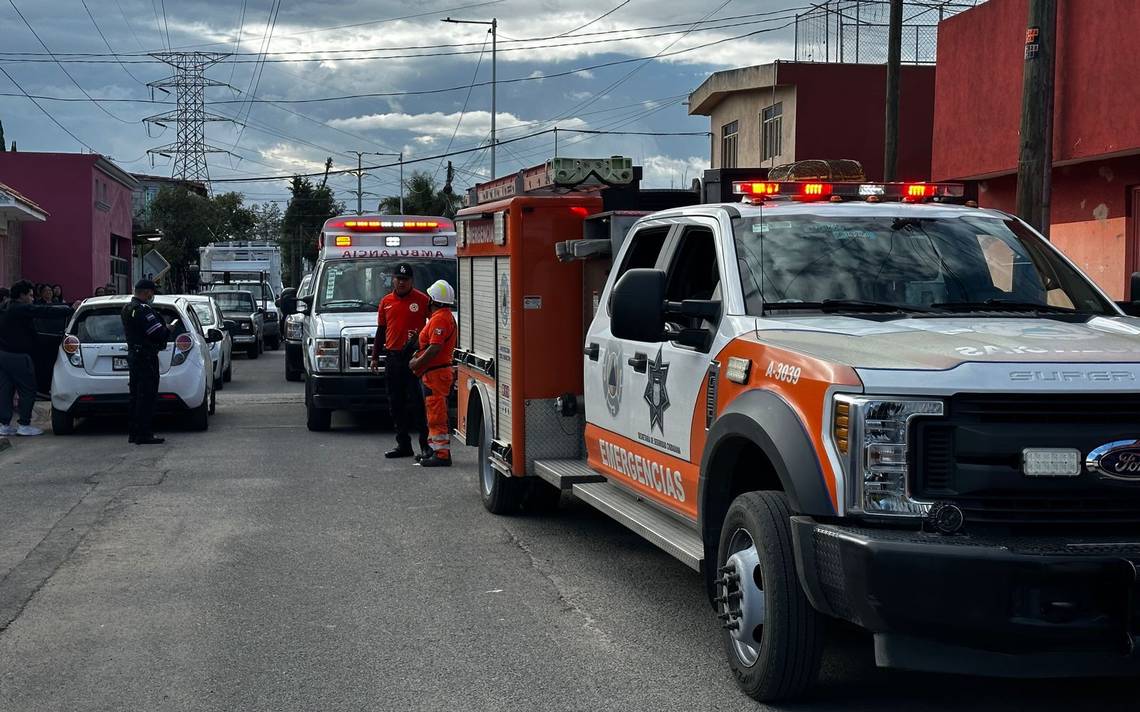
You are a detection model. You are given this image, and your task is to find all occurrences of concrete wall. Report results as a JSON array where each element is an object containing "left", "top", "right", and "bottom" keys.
[
  {"left": 708, "top": 86, "right": 797, "bottom": 169},
  {"left": 933, "top": 0, "right": 1140, "bottom": 181}
]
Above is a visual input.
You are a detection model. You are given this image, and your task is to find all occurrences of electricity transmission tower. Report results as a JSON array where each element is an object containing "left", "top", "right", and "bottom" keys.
[{"left": 144, "top": 52, "right": 238, "bottom": 183}]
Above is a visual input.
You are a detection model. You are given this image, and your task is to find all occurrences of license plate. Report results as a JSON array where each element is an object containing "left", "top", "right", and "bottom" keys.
[{"left": 112, "top": 357, "right": 129, "bottom": 371}]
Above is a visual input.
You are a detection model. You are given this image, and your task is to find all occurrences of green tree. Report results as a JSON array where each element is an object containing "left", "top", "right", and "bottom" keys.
[
  {"left": 210, "top": 191, "right": 256, "bottom": 242},
  {"left": 0, "top": 120, "right": 6, "bottom": 152},
  {"left": 250, "top": 201, "right": 284, "bottom": 242},
  {"left": 149, "top": 186, "right": 216, "bottom": 292},
  {"left": 378, "top": 171, "right": 462, "bottom": 218},
  {"left": 281, "top": 176, "right": 341, "bottom": 286}
]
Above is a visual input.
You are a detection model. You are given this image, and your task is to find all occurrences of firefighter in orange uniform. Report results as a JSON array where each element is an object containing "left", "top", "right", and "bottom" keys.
[
  {"left": 409, "top": 280, "right": 457, "bottom": 468},
  {"left": 370, "top": 263, "right": 431, "bottom": 459}
]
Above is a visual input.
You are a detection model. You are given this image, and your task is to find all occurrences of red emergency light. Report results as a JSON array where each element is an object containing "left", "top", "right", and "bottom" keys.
[
  {"left": 325, "top": 218, "right": 451, "bottom": 233},
  {"left": 732, "top": 180, "right": 963, "bottom": 203}
]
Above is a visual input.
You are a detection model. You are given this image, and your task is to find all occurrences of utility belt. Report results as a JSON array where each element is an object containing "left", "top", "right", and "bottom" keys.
[
  {"left": 419, "top": 363, "right": 453, "bottom": 377},
  {"left": 128, "top": 343, "right": 161, "bottom": 355}
]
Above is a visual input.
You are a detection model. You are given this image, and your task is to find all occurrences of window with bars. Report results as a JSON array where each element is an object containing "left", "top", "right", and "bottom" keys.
[
  {"left": 721, "top": 120, "right": 739, "bottom": 169},
  {"left": 761, "top": 103, "right": 783, "bottom": 162}
]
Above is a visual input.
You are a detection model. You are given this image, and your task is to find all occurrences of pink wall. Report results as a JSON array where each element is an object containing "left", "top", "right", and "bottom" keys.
[
  {"left": 933, "top": 0, "right": 1140, "bottom": 181},
  {"left": 0, "top": 153, "right": 135, "bottom": 299},
  {"left": 783, "top": 63, "right": 936, "bottom": 181}
]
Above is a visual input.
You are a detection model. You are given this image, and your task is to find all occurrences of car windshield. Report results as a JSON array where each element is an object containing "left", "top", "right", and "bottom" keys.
[
  {"left": 211, "top": 292, "right": 257, "bottom": 312},
  {"left": 189, "top": 303, "right": 217, "bottom": 326},
  {"left": 316, "top": 259, "right": 457, "bottom": 313},
  {"left": 733, "top": 214, "right": 1116, "bottom": 316},
  {"left": 71, "top": 306, "right": 187, "bottom": 343},
  {"left": 209, "top": 283, "right": 270, "bottom": 302}
]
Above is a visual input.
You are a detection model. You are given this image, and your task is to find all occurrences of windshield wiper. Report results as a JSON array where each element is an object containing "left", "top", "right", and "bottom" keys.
[
  {"left": 763, "top": 299, "right": 933, "bottom": 314},
  {"left": 321, "top": 299, "right": 379, "bottom": 309},
  {"left": 929, "top": 299, "right": 1079, "bottom": 313}
]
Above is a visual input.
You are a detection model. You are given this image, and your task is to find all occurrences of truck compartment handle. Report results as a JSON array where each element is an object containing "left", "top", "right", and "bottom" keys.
[
  {"left": 584, "top": 343, "right": 600, "bottom": 361},
  {"left": 628, "top": 352, "right": 648, "bottom": 373}
]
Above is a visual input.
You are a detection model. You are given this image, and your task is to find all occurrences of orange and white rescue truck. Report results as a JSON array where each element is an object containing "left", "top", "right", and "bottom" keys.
[{"left": 455, "top": 157, "right": 1140, "bottom": 701}]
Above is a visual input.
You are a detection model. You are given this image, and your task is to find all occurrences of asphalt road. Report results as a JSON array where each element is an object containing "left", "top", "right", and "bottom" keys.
[{"left": 2, "top": 350, "right": 1139, "bottom": 711}]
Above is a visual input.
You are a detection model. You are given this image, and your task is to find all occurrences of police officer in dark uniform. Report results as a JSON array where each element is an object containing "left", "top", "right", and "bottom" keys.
[{"left": 121, "top": 279, "right": 170, "bottom": 445}]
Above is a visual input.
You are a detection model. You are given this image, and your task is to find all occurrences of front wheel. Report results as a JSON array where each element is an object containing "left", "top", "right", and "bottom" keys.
[
  {"left": 268, "top": 335, "right": 281, "bottom": 350},
  {"left": 305, "top": 380, "right": 331, "bottom": 431},
  {"left": 224, "top": 359, "right": 233, "bottom": 382},
  {"left": 715, "top": 491, "right": 823, "bottom": 703},
  {"left": 207, "top": 386, "right": 216, "bottom": 415},
  {"left": 478, "top": 415, "right": 524, "bottom": 514},
  {"left": 51, "top": 407, "right": 75, "bottom": 435}
]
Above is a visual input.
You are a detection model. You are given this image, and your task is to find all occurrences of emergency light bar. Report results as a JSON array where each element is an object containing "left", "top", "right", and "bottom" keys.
[
  {"left": 732, "top": 180, "right": 964, "bottom": 203},
  {"left": 326, "top": 218, "right": 452, "bottom": 232}
]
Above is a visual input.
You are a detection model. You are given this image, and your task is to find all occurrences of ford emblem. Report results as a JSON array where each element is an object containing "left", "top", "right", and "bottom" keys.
[{"left": 1086, "top": 440, "right": 1140, "bottom": 481}]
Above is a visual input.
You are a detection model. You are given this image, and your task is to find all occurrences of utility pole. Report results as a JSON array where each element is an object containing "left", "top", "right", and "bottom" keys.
[
  {"left": 1015, "top": 0, "right": 1057, "bottom": 236},
  {"left": 883, "top": 0, "right": 902, "bottom": 181},
  {"left": 347, "top": 151, "right": 401, "bottom": 214},
  {"left": 442, "top": 16, "right": 497, "bottom": 177}
]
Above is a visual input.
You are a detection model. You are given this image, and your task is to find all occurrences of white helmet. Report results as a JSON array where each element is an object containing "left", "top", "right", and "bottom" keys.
[{"left": 426, "top": 279, "right": 456, "bottom": 306}]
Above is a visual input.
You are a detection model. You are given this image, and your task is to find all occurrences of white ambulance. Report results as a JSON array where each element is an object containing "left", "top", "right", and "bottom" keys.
[{"left": 285, "top": 215, "right": 457, "bottom": 431}]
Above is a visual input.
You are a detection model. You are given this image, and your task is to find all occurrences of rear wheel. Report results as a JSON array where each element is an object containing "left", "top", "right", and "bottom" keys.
[
  {"left": 478, "top": 413, "right": 524, "bottom": 514},
  {"left": 51, "top": 407, "right": 75, "bottom": 435},
  {"left": 224, "top": 359, "right": 233, "bottom": 382},
  {"left": 187, "top": 390, "right": 209, "bottom": 431},
  {"left": 214, "top": 365, "right": 224, "bottom": 390},
  {"left": 715, "top": 491, "right": 823, "bottom": 702},
  {"left": 305, "top": 379, "right": 331, "bottom": 431},
  {"left": 246, "top": 343, "right": 259, "bottom": 359},
  {"left": 521, "top": 479, "right": 562, "bottom": 513}
]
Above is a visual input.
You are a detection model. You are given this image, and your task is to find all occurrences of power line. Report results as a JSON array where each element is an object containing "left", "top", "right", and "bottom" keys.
[
  {"left": 6, "top": 0, "right": 138, "bottom": 124},
  {"left": 113, "top": 0, "right": 150, "bottom": 51},
  {"left": 548, "top": 0, "right": 631, "bottom": 38},
  {"left": 433, "top": 33, "right": 489, "bottom": 180},
  {"left": 0, "top": 65, "right": 98, "bottom": 151},
  {"left": 231, "top": 0, "right": 282, "bottom": 152},
  {"left": 226, "top": 0, "right": 249, "bottom": 86},
  {"left": 81, "top": 0, "right": 150, "bottom": 87}
]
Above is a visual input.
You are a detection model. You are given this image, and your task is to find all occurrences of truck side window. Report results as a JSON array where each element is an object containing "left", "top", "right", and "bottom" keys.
[
  {"left": 616, "top": 226, "right": 670, "bottom": 280},
  {"left": 664, "top": 226, "right": 721, "bottom": 331}
]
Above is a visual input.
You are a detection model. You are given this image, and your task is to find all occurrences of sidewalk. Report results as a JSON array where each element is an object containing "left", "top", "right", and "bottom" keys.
[{"left": 0, "top": 401, "right": 52, "bottom": 452}]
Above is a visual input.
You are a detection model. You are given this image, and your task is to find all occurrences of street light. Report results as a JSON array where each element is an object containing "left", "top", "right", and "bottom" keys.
[
  {"left": 441, "top": 16, "right": 497, "bottom": 178},
  {"left": 349, "top": 150, "right": 403, "bottom": 214}
]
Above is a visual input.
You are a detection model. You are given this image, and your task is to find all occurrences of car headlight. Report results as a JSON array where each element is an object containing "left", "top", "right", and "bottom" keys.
[
  {"left": 286, "top": 321, "right": 302, "bottom": 339},
  {"left": 315, "top": 339, "right": 340, "bottom": 371},
  {"left": 833, "top": 395, "right": 943, "bottom": 518},
  {"left": 240, "top": 321, "right": 251, "bottom": 331}
]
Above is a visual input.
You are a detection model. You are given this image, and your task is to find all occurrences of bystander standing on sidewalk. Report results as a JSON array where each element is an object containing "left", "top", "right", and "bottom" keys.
[{"left": 0, "top": 281, "right": 72, "bottom": 436}]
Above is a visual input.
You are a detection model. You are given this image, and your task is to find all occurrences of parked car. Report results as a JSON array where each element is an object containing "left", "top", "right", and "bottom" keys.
[
  {"left": 283, "top": 274, "right": 312, "bottom": 382},
  {"left": 205, "top": 280, "right": 280, "bottom": 350},
  {"left": 184, "top": 295, "right": 234, "bottom": 388},
  {"left": 209, "top": 290, "right": 265, "bottom": 359},
  {"left": 50, "top": 295, "right": 220, "bottom": 434}
]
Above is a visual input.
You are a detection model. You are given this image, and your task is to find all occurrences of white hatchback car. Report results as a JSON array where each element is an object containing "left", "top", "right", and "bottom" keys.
[{"left": 50, "top": 295, "right": 221, "bottom": 435}]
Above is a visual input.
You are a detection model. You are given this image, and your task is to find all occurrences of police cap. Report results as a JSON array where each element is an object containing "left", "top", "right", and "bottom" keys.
[
  {"left": 134, "top": 278, "right": 158, "bottom": 292},
  {"left": 392, "top": 263, "right": 414, "bottom": 278}
]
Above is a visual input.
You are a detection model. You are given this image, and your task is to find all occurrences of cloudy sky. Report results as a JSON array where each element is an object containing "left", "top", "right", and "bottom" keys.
[{"left": 0, "top": 0, "right": 804, "bottom": 208}]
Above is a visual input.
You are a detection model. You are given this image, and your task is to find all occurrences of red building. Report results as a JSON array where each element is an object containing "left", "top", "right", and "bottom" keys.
[
  {"left": 0, "top": 153, "right": 139, "bottom": 298},
  {"left": 932, "top": 0, "right": 1140, "bottom": 298},
  {"left": 689, "top": 61, "right": 936, "bottom": 181}
]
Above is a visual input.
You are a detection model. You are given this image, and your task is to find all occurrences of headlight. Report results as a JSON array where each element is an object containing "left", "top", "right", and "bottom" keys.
[
  {"left": 240, "top": 322, "right": 251, "bottom": 331},
  {"left": 833, "top": 395, "right": 943, "bottom": 517},
  {"left": 315, "top": 338, "right": 340, "bottom": 371},
  {"left": 286, "top": 320, "right": 302, "bottom": 339}
]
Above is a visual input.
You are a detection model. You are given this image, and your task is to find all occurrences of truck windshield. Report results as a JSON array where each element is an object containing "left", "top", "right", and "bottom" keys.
[
  {"left": 316, "top": 259, "right": 458, "bottom": 313},
  {"left": 208, "top": 283, "right": 270, "bottom": 301},
  {"left": 733, "top": 214, "right": 1116, "bottom": 316},
  {"left": 211, "top": 292, "right": 257, "bottom": 312}
]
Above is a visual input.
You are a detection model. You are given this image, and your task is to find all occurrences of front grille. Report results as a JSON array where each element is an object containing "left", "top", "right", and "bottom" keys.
[
  {"left": 914, "top": 393, "right": 1140, "bottom": 528},
  {"left": 343, "top": 336, "right": 380, "bottom": 372}
]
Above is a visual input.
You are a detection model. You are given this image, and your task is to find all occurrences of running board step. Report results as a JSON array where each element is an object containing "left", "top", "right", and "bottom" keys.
[
  {"left": 571, "top": 480, "right": 704, "bottom": 572},
  {"left": 534, "top": 459, "right": 606, "bottom": 490}
]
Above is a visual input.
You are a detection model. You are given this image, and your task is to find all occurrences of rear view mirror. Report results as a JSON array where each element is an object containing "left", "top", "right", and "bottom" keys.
[
  {"left": 206, "top": 328, "right": 224, "bottom": 343},
  {"left": 610, "top": 269, "right": 666, "bottom": 343}
]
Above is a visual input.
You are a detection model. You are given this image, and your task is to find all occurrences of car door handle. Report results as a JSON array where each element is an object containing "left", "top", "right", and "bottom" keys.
[
  {"left": 628, "top": 352, "right": 648, "bottom": 373},
  {"left": 584, "top": 343, "right": 600, "bottom": 361}
]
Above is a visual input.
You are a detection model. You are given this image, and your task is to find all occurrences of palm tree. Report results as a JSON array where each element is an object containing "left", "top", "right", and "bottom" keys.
[{"left": 379, "top": 171, "right": 462, "bottom": 218}]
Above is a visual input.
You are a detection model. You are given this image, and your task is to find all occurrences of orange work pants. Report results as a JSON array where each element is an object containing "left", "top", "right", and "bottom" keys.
[{"left": 420, "top": 367, "right": 455, "bottom": 459}]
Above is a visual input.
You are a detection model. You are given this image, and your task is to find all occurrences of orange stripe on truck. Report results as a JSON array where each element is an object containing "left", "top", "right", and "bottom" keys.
[{"left": 585, "top": 423, "right": 699, "bottom": 521}]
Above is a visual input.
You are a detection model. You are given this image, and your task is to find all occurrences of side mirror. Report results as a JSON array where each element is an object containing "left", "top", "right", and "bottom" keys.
[
  {"left": 610, "top": 268, "right": 666, "bottom": 342},
  {"left": 206, "top": 328, "right": 224, "bottom": 343},
  {"left": 256, "top": 307, "right": 266, "bottom": 315},
  {"left": 222, "top": 319, "right": 237, "bottom": 332},
  {"left": 297, "top": 303, "right": 311, "bottom": 316}
]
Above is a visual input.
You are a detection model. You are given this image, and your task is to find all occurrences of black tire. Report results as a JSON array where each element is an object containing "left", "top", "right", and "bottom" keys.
[
  {"left": 478, "top": 415, "right": 524, "bottom": 514},
  {"left": 285, "top": 363, "right": 302, "bottom": 382},
  {"left": 247, "top": 343, "right": 259, "bottom": 359},
  {"left": 268, "top": 336, "right": 281, "bottom": 350},
  {"left": 187, "top": 392, "right": 209, "bottom": 431},
  {"left": 224, "top": 360, "right": 233, "bottom": 382},
  {"left": 214, "top": 367, "right": 224, "bottom": 391},
  {"left": 51, "top": 407, "right": 75, "bottom": 435},
  {"left": 716, "top": 491, "right": 823, "bottom": 703},
  {"left": 305, "top": 380, "right": 331, "bottom": 431},
  {"left": 208, "top": 386, "right": 216, "bottom": 415},
  {"left": 521, "top": 479, "right": 562, "bottom": 514}
]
